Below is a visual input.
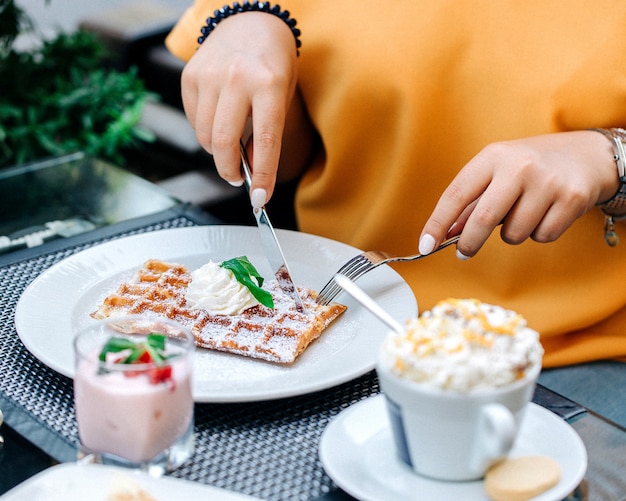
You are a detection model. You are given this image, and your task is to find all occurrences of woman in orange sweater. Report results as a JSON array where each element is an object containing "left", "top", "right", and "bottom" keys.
[{"left": 166, "top": 1, "right": 626, "bottom": 367}]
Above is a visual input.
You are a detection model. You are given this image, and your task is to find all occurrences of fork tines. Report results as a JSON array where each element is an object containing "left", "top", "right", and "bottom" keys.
[
  {"left": 316, "top": 255, "right": 373, "bottom": 305},
  {"left": 315, "top": 235, "right": 461, "bottom": 306}
]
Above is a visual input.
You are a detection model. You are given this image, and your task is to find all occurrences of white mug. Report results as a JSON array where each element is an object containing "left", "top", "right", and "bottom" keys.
[{"left": 376, "top": 361, "right": 540, "bottom": 481}]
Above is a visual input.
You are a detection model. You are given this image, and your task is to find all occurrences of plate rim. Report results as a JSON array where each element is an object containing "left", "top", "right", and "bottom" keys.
[{"left": 0, "top": 462, "right": 257, "bottom": 500}]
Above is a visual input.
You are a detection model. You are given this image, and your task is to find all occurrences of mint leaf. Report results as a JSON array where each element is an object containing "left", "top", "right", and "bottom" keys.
[
  {"left": 145, "top": 333, "right": 167, "bottom": 364},
  {"left": 147, "top": 333, "right": 167, "bottom": 351},
  {"left": 98, "top": 333, "right": 168, "bottom": 364},
  {"left": 220, "top": 256, "right": 274, "bottom": 309},
  {"left": 99, "top": 337, "right": 136, "bottom": 361}
]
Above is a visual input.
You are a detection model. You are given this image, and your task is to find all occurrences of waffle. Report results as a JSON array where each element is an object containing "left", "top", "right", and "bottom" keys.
[{"left": 91, "top": 259, "right": 347, "bottom": 364}]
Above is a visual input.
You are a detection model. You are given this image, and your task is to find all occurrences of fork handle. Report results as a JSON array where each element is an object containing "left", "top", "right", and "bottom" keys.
[
  {"left": 429, "top": 234, "right": 460, "bottom": 254},
  {"left": 394, "top": 235, "right": 461, "bottom": 262}
]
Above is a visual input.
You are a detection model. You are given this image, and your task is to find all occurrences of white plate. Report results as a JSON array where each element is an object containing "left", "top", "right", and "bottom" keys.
[
  {"left": 15, "top": 226, "right": 416, "bottom": 402},
  {"left": 0, "top": 463, "right": 258, "bottom": 500},
  {"left": 319, "top": 395, "right": 587, "bottom": 501}
]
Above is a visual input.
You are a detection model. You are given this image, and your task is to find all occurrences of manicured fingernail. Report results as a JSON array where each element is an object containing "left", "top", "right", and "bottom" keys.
[
  {"left": 456, "top": 249, "right": 471, "bottom": 261},
  {"left": 418, "top": 234, "right": 436, "bottom": 255},
  {"left": 228, "top": 178, "right": 244, "bottom": 187},
  {"left": 251, "top": 188, "right": 267, "bottom": 209}
]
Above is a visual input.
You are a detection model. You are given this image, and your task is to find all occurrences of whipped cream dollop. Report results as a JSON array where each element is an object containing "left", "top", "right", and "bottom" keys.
[
  {"left": 185, "top": 261, "right": 260, "bottom": 315},
  {"left": 379, "top": 298, "right": 543, "bottom": 391}
]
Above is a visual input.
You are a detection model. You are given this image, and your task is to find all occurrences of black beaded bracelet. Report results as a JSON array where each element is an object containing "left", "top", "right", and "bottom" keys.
[{"left": 198, "top": 1, "right": 301, "bottom": 55}]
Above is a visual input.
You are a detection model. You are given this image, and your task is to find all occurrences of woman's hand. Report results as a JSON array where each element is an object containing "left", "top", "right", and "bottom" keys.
[
  {"left": 419, "top": 131, "right": 619, "bottom": 258},
  {"left": 181, "top": 12, "right": 299, "bottom": 207}
]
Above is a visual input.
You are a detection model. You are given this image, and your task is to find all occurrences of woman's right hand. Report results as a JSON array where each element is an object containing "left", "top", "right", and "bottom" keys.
[{"left": 181, "top": 12, "right": 299, "bottom": 206}]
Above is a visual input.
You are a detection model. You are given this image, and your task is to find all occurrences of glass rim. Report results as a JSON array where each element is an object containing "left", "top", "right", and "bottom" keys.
[{"left": 74, "top": 315, "right": 194, "bottom": 371}]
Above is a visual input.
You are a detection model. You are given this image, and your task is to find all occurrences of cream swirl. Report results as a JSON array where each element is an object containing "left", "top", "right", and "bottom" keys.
[
  {"left": 380, "top": 298, "right": 543, "bottom": 391},
  {"left": 185, "top": 261, "right": 260, "bottom": 315}
]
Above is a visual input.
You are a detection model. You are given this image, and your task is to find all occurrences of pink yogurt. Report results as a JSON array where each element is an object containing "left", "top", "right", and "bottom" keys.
[{"left": 74, "top": 353, "right": 193, "bottom": 463}]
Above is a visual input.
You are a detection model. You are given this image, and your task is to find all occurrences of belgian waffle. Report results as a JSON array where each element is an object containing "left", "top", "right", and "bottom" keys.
[{"left": 91, "top": 259, "right": 347, "bottom": 364}]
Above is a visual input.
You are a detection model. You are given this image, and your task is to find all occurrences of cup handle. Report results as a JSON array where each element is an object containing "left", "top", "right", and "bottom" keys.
[{"left": 471, "top": 403, "right": 516, "bottom": 475}]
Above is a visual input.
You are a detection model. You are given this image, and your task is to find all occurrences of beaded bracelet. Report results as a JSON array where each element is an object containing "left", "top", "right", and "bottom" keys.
[
  {"left": 198, "top": 2, "right": 301, "bottom": 55},
  {"left": 591, "top": 128, "right": 626, "bottom": 246}
]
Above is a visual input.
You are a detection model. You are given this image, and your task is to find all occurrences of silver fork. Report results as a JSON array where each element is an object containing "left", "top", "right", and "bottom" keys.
[{"left": 315, "top": 235, "right": 460, "bottom": 305}]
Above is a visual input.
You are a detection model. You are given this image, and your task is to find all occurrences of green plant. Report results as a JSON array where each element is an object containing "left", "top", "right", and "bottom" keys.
[
  {"left": 0, "top": 0, "right": 28, "bottom": 55},
  {"left": 0, "top": 0, "right": 155, "bottom": 169}
]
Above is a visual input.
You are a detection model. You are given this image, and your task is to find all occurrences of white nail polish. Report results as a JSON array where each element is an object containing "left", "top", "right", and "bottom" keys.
[
  {"left": 456, "top": 249, "right": 471, "bottom": 261},
  {"left": 418, "top": 234, "right": 436, "bottom": 255},
  {"left": 228, "top": 179, "right": 244, "bottom": 187},
  {"left": 251, "top": 188, "right": 267, "bottom": 209}
]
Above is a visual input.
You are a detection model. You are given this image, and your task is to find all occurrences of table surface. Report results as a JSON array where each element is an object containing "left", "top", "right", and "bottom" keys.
[
  {"left": 1, "top": 155, "right": 625, "bottom": 501},
  {"left": 0, "top": 152, "right": 179, "bottom": 255}
]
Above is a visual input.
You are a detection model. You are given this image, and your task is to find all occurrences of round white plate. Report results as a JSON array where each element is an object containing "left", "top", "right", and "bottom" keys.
[
  {"left": 319, "top": 395, "right": 587, "bottom": 501},
  {"left": 15, "top": 226, "right": 417, "bottom": 402}
]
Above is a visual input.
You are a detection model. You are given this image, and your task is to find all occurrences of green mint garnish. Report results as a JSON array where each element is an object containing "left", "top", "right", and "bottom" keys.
[
  {"left": 220, "top": 256, "right": 274, "bottom": 309},
  {"left": 99, "top": 332, "right": 168, "bottom": 365}
]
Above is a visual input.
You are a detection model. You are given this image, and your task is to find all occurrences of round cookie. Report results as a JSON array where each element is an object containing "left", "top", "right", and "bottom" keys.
[{"left": 484, "top": 455, "right": 561, "bottom": 501}]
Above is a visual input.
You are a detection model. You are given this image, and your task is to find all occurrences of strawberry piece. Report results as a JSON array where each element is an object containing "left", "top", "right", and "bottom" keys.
[
  {"left": 116, "top": 346, "right": 173, "bottom": 385},
  {"left": 137, "top": 350, "right": 152, "bottom": 363},
  {"left": 148, "top": 365, "right": 172, "bottom": 384}
]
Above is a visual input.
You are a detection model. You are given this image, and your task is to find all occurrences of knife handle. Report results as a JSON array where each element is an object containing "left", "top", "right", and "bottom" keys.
[{"left": 240, "top": 140, "right": 254, "bottom": 195}]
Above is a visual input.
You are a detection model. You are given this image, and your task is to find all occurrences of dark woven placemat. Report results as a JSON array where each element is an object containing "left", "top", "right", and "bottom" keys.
[{"left": 0, "top": 216, "right": 378, "bottom": 500}]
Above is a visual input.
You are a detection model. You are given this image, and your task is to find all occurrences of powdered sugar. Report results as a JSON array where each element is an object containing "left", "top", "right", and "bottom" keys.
[{"left": 92, "top": 260, "right": 346, "bottom": 364}]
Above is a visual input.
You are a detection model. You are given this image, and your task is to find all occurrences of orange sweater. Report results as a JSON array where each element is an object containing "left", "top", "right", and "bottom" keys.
[{"left": 167, "top": 1, "right": 626, "bottom": 367}]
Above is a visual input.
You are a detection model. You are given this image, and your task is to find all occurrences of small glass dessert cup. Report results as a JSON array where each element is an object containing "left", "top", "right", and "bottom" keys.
[
  {"left": 376, "top": 298, "right": 543, "bottom": 482},
  {"left": 73, "top": 315, "right": 194, "bottom": 476}
]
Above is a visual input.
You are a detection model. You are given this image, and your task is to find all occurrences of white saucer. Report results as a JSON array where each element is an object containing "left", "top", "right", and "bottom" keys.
[{"left": 319, "top": 395, "right": 587, "bottom": 501}]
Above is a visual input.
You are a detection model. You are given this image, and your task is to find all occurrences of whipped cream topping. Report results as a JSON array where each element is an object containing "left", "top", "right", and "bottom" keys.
[
  {"left": 380, "top": 298, "right": 543, "bottom": 391},
  {"left": 185, "top": 261, "right": 260, "bottom": 315}
]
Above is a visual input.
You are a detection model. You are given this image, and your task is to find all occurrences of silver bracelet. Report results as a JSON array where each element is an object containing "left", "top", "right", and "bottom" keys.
[{"left": 591, "top": 128, "right": 626, "bottom": 246}]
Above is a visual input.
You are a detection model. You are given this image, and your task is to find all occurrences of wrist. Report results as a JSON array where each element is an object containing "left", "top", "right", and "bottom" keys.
[
  {"left": 198, "top": 2, "right": 301, "bottom": 55},
  {"left": 590, "top": 128, "right": 626, "bottom": 212},
  {"left": 590, "top": 127, "right": 626, "bottom": 245}
]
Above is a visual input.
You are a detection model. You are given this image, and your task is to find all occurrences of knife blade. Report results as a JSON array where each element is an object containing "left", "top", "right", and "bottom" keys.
[{"left": 239, "top": 140, "right": 306, "bottom": 312}]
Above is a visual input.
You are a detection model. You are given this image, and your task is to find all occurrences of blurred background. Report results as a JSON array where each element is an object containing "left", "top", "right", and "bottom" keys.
[{"left": 3, "top": 0, "right": 298, "bottom": 228}]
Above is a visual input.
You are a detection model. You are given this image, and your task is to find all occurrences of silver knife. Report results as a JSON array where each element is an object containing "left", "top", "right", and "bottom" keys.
[{"left": 239, "top": 140, "right": 306, "bottom": 311}]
